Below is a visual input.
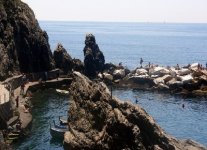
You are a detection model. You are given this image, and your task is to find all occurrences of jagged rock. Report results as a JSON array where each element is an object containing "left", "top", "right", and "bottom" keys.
[
  {"left": 178, "top": 69, "right": 191, "bottom": 76},
  {"left": 120, "top": 76, "right": 154, "bottom": 89},
  {"left": 151, "top": 67, "right": 170, "bottom": 77},
  {"left": 72, "top": 59, "right": 84, "bottom": 73},
  {"left": 83, "top": 34, "right": 105, "bottom": 77},
  {"left": 64, "top": 72, "right": 206, "bottom": 150},
  {"left": 167, "top": 78, "right": 183, "bottom": 90},
  {"left": 0, "top": 141, "right": 11, "bottom": 150},
  {"left": 178, "top": 74, "right": 193, "bottom": 84},
  {"left": 53, "top": 43, "right": 73, "bottom": 74},
  {"left": 0, "top": 0, "right": 54, "bottom": 80},
  {"left": 104, "top": 63, "right": 117, "bottom": 74},
  {"left": 103, "top": 72, "right": 113, "bottom": 81},
  {"left": 136, "top": 68, "right": 148, "bottom": 75},
  {"left": 190, "top": 63, "right": 199, "bottom": 70},
  {"left": 113, "top": 69, "right": 125, "bottom": 79}
]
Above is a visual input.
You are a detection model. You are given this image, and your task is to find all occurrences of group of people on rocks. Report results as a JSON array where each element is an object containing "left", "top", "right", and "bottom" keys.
[{"left": 140, "top": 58, "right": 207, "bottom": 70}]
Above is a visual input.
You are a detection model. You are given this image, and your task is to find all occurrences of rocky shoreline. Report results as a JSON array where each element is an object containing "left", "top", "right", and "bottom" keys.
[
  {"left": 63, "top": 72, "right": 206, "bottom": 150},
  {"left": 0, "top": 0, "right": 207, "bottom": 149},
  {"left": 100, "top": 62, "right": 207, "bottom": 97}
]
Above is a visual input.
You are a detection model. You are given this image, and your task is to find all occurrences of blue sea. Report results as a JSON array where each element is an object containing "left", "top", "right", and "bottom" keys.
[
  {"left": 14, "top": 22, "right": 207, "bottom": 149},
  {"left": 40, "top": 21, "right": 207, "bottom": 69}
]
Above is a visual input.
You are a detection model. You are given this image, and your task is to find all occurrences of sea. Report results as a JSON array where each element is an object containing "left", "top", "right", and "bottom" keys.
[{"left": 14, "top": 22, "right": 207, "bottom": 149}]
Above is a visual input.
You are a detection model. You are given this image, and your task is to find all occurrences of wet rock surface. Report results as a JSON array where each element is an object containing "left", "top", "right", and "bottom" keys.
[
  {"left": 0, "top": 0, "right": 54, "bottom": 80},
  {"left": 64, "top": 72, "right": 206, "bottom": 150},
  {"left": 83, "top": 34, "right": 105, "bottom": 77}
]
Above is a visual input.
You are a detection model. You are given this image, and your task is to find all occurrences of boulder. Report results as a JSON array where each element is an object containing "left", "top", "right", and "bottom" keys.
[
  {"left": 153, "top": 75, "right": 173, "bottom": 85},
  {"left": 156, "top": 83, "right": 169, "bottom": 91},
  {"left": 178, "top": 74, "right": 193, "bottom": 84},
  {"left": 0, "top": 0, "right": 54, "bottom": 80},
  {"left": 167, "top": 78, "right": 183, "bottom": 90},
  {"left": 178, "top": 68, "right": 191, "bottom": 76},
  {"left": 136, "top": 68, "right": 148, "bottom": 75},
  {"left": 103, "top": 72, "right": 113, "bottom": 81},
  {"left": 190, "top": 63, "right": 199, "bottom": 70},
  {"left": 83, "top": 34, "right": 105, "bottom": 77},
  {"left": 153, "top": 78, "right": 165, "bottom": 85},
  {"left": 64, "top": 72, "right": 206, "bottom": 150},
  {"left": 151, "top": 67, "right": 170, "bottom": 77},
  {"left": 113, "top": 69, "right": 125, "bottom": 79},
  {"left": 120, "top": 76, "right": 155, "bottom": 89}
]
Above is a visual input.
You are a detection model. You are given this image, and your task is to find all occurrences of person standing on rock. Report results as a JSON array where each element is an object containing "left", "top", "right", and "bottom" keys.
[{"left": 140, "top": 58, "right": 143, "bottom": 68}]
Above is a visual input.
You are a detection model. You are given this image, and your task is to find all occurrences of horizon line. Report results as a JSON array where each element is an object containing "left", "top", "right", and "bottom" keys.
[{"left": 38, "top": 20, "right": 207, "bottom": 24}]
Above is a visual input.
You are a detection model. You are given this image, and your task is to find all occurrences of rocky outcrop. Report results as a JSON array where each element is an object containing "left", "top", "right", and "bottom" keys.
[
  {"left": 64, "top": 72, "right": 206, "bottom": 150},
  {"left": 53, "top": 43, "right": 84, "bottom": 74},
  {"left": 0, "top": 0, "right": 54, "bottom": 80},
  {"left": 83, "top": 34, "right": 105, "bottom": 77},
  {"left": 53, "top": 43, "right": 73, "bottom": 74},
  {"left": 0, "top": 141, "right": 11, "bottom": 150},
  {"left": 100, "top": 63, "right": 207, "bottom": 96}
]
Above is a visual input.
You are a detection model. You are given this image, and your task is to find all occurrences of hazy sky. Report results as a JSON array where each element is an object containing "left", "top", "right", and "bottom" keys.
[{"left": 22, "top": 0, "right": 207, "bottom": 23}]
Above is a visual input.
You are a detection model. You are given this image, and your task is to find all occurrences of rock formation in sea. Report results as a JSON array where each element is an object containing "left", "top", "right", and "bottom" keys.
[
  {"left": 53, "top": 43, "right": 74, "bottom": 74},
  {"left": 83, "top": 33, "right": 105, "bottom": 77},
  {"left": 0, "top": 0, "right": 54, "bottom": 80},
  {"left": 64, "top": 72, "right": 206, "bottom": 150},
  {"left": 53, "top": 43, "right": 84, "bottom": 74}
]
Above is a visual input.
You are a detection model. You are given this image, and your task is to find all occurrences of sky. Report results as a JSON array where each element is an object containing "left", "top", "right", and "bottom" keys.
[{"left": 22, "top": 0, "right": 207, "bottom": 23}]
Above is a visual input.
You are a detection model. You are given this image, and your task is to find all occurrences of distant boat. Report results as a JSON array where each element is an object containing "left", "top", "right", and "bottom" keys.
[
  {"left": 50, "top": 123, "right": 68, "bottom": 139},
  {"left": 56, "top": 89, "right": 69, "bottom": 95}
]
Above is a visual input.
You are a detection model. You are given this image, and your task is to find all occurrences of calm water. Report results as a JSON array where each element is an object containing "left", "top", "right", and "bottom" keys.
[
  {"left": 14, "top": 22, "right": 207, "bottom": 149},
  {"left": 113, "top": 88, "right": 207, "bottom": 147},
  {"left": 13, "top": 90, "right": 69, "bottom": 150},
  {"left": 40, "top": 21, "right": 207, "bottom": 69}
]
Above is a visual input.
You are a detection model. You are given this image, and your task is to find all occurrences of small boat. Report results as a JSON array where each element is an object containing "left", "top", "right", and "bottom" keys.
[
  {"left": 56, "top": 89, "right": 69, "bottom": 95},
  {"left": 50, "top": 124, "right": 68, "bottom": 139},
  {"left": 53, "top": 120, "right": 67, "bottom": 129},
  {"left": 59, "top": 116, "right": 68, "bottom": 126}
]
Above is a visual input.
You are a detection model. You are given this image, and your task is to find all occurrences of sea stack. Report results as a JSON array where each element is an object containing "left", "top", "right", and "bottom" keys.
[
  {"left": 0, "top": 0, "right": 54, "bottom": 80},
  {"left": 83, "top": 33, "right": 105, "bottom": 77}
]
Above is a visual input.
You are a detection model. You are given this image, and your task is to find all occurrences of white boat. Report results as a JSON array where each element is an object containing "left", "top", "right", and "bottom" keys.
[{"left": 56, "top": 89, "right": 69, "bottom": 94}]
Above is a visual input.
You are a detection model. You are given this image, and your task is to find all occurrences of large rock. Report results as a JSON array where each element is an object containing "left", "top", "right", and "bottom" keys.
[
  {"left": 53, "top": 43, "right": 73, "bottom": 74},
  {"left": 0, "top": 0, "right": 54, "bottom": 80},
  {"left": 64, "top": 72, "right": 206, "bottom": 150},
  {"left": 83, "top": 34, "right": 105, "bottom": 77},
  {"left": 120, "top": 76, "right": 154, "bottom": 89}
]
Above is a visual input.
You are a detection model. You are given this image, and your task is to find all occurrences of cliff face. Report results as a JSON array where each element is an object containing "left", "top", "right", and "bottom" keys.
[
  {"left": 0, "top": 0, "right": 54, "bottom": 80},
  {"left": 64, "top": 72, "right": 206, "bottom": 150}
]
